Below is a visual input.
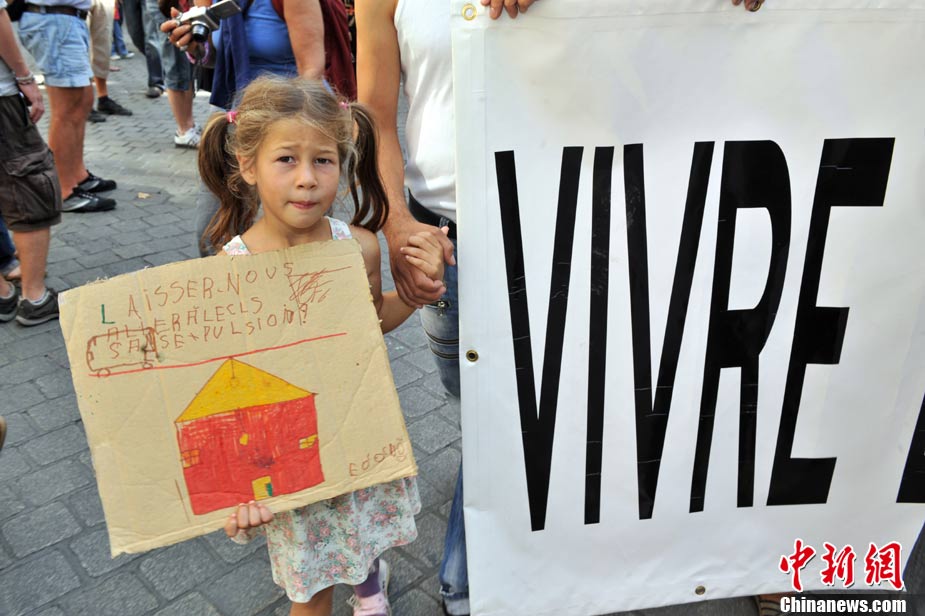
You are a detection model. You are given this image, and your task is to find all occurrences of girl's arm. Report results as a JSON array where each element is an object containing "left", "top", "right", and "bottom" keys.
[
  {"left": 353, "top": 227, "right": 413, "bottom": 333},
  {"left": 354, "top": 226, "right": 447, "bottom": 334}
]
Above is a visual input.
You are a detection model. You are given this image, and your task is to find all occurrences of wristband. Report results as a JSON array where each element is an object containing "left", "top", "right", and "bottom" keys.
[{"left": 15, "top": 72, "right": 36, "bottom": 86}]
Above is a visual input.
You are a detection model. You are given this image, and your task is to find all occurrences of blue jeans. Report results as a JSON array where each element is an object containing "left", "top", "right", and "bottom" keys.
[
  {"left": 111, "top": 19, "right": 129, "bottom": 57},
  {"left": 417, "top": 230, "right": 467, "bottom": 612},
  {"left": 0, "top": 219, "right": 16, "bottom": 273}
]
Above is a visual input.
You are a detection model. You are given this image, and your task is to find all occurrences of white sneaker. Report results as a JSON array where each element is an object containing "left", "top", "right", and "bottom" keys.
[{"left": 174, "top": 125, "right": 201, "bottom": 149}]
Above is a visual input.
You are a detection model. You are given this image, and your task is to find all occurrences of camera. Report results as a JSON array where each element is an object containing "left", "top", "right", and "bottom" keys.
[{"left": 176, "top": 0, "right": 242, "bottom": 43}]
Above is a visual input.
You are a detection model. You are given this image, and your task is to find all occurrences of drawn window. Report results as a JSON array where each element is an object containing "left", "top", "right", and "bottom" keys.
[
  {"left": 181, "top": 449, "right": 201, "bottom": 468},
  {"left": 299, "top": 436, "right": 317, "bottom": 449}
]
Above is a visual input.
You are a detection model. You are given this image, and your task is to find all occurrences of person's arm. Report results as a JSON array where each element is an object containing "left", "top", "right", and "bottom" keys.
[
  {"left": 353, "top": 226, "right": 415, "bottom": 333},
  {"left": 285, "top": 0, "right": 325, "bottom": 81},
  {"left": 0, "top": 8, "right": 44, "bottom": 122},
  {"left": 356, "top": 0, "right": 454, "bottom": 308}
]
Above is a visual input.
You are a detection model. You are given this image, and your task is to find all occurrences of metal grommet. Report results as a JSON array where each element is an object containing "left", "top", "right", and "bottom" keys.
[
  {"left": 694, "top": 586, "right": 706, "bottom": 596},
  {"left": 465, "top": 350, "right": 479, "bottom": 362},
  {"left": 462, "top": 3, "right": 477, "bottom": 20}
]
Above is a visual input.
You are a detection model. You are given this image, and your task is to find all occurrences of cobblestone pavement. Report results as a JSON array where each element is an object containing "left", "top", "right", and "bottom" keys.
[{"left": 1, "top": 43, "right": 922, "bottom": 616}]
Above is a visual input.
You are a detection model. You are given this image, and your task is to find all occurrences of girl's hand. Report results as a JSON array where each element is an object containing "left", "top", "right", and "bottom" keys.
[
  {"left": 224, "top": 501, "right": 274, "bottom": 538},
  {"left": 400, "top": 226, "right": 449, "bottom": 283}
]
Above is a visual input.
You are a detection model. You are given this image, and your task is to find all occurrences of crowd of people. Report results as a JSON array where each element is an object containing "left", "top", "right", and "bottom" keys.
[{"left": 0, "top": 1, "right": 801, "bottom": 616}]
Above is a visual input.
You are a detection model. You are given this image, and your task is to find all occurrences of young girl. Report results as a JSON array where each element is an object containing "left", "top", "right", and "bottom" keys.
[{"left": 199, "top": 75, "right": 448, "bottom": 616}]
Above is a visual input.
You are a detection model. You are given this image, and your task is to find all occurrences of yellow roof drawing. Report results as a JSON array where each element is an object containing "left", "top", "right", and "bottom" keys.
[{"left": 176, "top": 359, "right": 313, "bottom": 423}]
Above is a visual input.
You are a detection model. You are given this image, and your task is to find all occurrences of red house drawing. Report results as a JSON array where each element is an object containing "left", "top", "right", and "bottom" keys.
[{"left": 175, "top": 358, "right": 324, "bottom": 515}]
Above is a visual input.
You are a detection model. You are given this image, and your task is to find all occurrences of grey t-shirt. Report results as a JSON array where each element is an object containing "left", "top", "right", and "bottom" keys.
[{"left": 0, "top": 1, "right": 19, "bottom": 97}]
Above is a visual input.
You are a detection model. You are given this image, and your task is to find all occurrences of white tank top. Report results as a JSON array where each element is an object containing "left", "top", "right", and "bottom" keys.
[{"left": 394, "top": 0, "right": 457, "bottom": 222}]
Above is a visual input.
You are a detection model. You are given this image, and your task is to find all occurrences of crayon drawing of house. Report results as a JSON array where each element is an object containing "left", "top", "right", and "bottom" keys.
[{"left": 176, "top": 359, "right": 324, "bottom": 515}]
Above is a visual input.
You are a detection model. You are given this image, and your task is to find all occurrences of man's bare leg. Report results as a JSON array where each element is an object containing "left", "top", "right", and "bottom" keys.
[
  {"left": 12, "top": 228, "right": 50, "bottom": 302},
  {"left": 45, "top": 85, "right": 93, "bottom": 199}
]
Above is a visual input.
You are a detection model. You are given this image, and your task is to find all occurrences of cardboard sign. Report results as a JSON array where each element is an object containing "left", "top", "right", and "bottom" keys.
[
  {"left": 60, "top": 239, "right": 416, "bottom": 555},
  {"left": 452, "top": 1, "right": 925, "bottom": 614}
]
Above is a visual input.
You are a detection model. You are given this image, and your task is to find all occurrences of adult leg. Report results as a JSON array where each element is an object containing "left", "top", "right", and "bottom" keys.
[
  {"left": 417, "top": 235, "right": 468, "bottom": 615},
  {"left": 13, "top": 228, "right": 50, "bottom": 302},
  {"left": 90, "top": 0, "right": 133, "bottom": 115},
  {"left": 122, "top": 0, "right": 164, "bottom": 89},
  {"left": 44, "top": 85, "right": 93, "bottom": 199},
  {"left": 289, "top": 586, "right": 334, "bottom": 616}
]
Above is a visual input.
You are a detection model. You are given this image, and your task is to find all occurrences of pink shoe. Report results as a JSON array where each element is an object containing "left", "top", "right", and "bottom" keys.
[{"left": 347, "top": 559, "right": 391, "bottom": 616}]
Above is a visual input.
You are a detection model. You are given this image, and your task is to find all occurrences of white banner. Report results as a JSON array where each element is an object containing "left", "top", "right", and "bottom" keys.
[{"left": 452, "top": 1, "right": 925, "bottom": 614}]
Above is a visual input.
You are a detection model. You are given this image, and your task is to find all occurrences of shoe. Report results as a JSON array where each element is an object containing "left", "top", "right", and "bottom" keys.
[
  {"left": 174, "top": 125, "right": 201, "bottom": 149},
  {"left": 87, "top": 109, "right": 107, "bottom": 123},
  {"left": 441, "top": 597, "right": 470, "bottom": 616},
  {"left": 112, "top": 51, "right": 135, "bottom": 60},
  {"left": 16, "top": 288, "right": 59, "bottom": 326},
  {"left": 0, "top": 286, "right": 18, "bottom": 322},
  {"left": 62, "top": 190, "right": 116, "bottom": 213},
  {"left": 111, "top": 53, "right": 121, "bottom": 61},
  {"left": 0, "top": 416, "right": 6, "bottom": 452},
  {"left": 347, "top": 559, "right": 391, "bottom": 616},
  {"left": 98, "top": 96, "right": 133, "bottom": 116},
  {"left": 145, "top": 85, "right": 165, "bottom": 98},
  {"left": 76, "top": 172, "right": 117, "bottom": 193}
]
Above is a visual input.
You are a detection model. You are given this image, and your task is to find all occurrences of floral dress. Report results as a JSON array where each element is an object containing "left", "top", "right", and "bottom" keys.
[{"left": 223, "top": 217, "right": 421, "bottom": 602}]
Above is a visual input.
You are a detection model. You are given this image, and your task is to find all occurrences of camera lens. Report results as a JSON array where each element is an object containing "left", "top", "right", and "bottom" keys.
[{"left": 190, "top": 23, "right": 211, "bottom": 43}]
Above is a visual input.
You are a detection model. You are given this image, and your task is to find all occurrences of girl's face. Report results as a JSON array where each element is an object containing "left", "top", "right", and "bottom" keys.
[{"left": 239, "top": 119, "right": 341, "bottom": 237}]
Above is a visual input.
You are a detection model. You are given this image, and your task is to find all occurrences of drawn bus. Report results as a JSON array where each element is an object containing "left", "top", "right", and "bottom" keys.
[{"left": 86, "top": 327, "right": 158, "bottom": 377}]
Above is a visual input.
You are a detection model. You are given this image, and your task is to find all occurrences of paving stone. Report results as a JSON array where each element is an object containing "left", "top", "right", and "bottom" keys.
[
  {"left": 202, "top": 559, "right": 285, "bottom": 614},
  {"left": 140, "top": 539, "right": 227, "bottom": 600},
  {"left": 384, "top": 333, "right": 412, "bottom": 359},
  {"left": 0, "top": 354, "right": 59, "bottom": 385},
  {"left": 113, "top": 230, "right": 153, "bottom": 246},
  {"left": 418, "top": 449, "right": 461, "bottom": 497},
  {"left": 145, "top": 251, "right": 183, "bottom": 267},
  {"left": 154, "top": 592, "right": 223, "bottom": 616},
  {"left": 391, "top": 359, "right": 425, "bottom": 390},
  {"left": 145, "top": 212, "right": 181, "bottom": 226},
  {"left": 26, "top": 393, "right": 81, "bottom": 432},
  {"left": 0, "top": 550, "right": 80, "bottom": 614},
  {"left": 1, "top": 416, "right": 33, "bottom": 451},
  {"left": 2, "top": 501, "right": 81, "bottom": 557},
  {"left": 418, "top": 371, "right": 453, "bottom": 398},
  {"left": 17, "top": 458, "right": 95, "bottom": 506},
  {"left": 68, "top": 487, "right": 107, "bottom": 527},
  {"left": 32, "top": 607, "right": 68, "bottom": 616},
  {"left": 60, "top": 572, "right": 159, "bottom": 616},
  {"left": 402, "top": 348, "right": 440, "bottom": 375},
  {"left": 202, "top": 528, "right": 267, "bottom": 563},
  {"left": 0, "top": 484, "right": 26, "bottom": 521},
  {"left": 414, "top": 475, "right": 446, "bottom": 512},
  {"left": 46, "top": 245, "right": 83, "bottom": 264},
  {"left": 77, "top": 249, "right": 125, "bottom": 269},
  {"left": 436, "top": 397, "right": 462, "bottom": 429},
  {"left": 33, "top": 370, "right": 74, "bottom": 399},
  {"left": 407, "top": 415, "right": 459, "bottom": 455},
  {"left": 393, "top": 324, "right": 429, "bottom": 349},
  {"left": 400, "top": 513, "right": 447, "bottom": 568},
  {"left": 0, "top": 445, "right": 33, "bottom": 484},
  {"left": 64, "top": 268, "right": 111, "bottom": 287},
  {"left": 20, "top": 424, "right": 88, "bottom": 467},
  {"left": 6, "top": 332, "right": 64, "bottom": 362},
  {"left": 398, "top": 385, "right": 445, "bottom": 421},
  {"left": 383, "top": 548, "right": 427, "bottom": 596},
  {"left": 70, "top": 528, "right": 140, "bottom": 576},
  {"left": 390, "top": 588, "right": 441, "bottom": 616},
  {"left": 0, "top": 381, "right": 46, "bottom": 413}
]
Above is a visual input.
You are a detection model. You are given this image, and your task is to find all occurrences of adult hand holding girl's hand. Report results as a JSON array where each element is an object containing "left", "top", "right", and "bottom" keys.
[
  {"left": 224, "top": 501, "right": 274, "bottom": 539},
  {"left": 400, "top": 226, "right": 449, "bottom": 284},
  {"left": 384, "top": 218, "right": 455, "bottom": 308}
]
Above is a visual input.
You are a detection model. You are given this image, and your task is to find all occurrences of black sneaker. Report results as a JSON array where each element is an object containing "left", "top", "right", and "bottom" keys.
[
  {"left": 62, "top": 190, "right": 117, "bottom": 213},
  {"left": 0, "top": 286, "right": 18, "bottom": 322},
  {"left": 87, "top": 109, "right": 107, "bottom": 123},
  {"left": 76, "top": 172, "right": 117, "bottom": 193},
  {"left": 98, "top": 96, "right": 133, "bottom": 116},
  {"left": 16, "top": 288, "right": 59, "bottom": 326}
]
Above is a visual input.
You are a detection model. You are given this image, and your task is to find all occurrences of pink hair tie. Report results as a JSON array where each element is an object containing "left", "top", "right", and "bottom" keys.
[
  {"left": 226, "top": 110, "right": 238, "bottom": 124},
  {"left": 339, "top": 101, "right": 349, "bottom": 110}
]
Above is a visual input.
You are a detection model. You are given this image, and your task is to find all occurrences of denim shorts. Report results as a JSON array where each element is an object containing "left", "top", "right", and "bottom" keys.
[
  {"left": 18, "top": 13, "right": 94, "bottom": 88},
  {"left": 144, "top": 0, "right": 192, "bottom": 90}
]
